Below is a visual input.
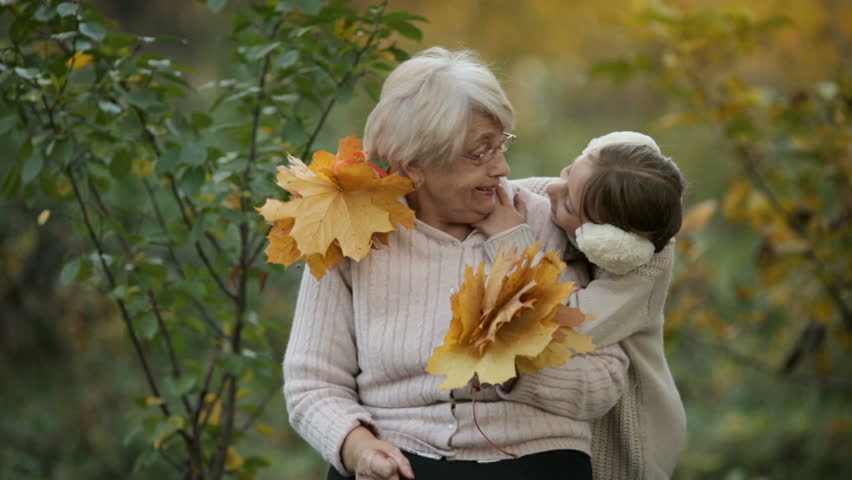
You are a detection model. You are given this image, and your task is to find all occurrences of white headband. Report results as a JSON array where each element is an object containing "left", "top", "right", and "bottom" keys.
[{"left": 581, "top": 131, "right": 661, "bottom": 156}]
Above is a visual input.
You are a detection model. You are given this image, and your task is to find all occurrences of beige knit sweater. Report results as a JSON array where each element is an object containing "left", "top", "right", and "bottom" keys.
[
  {"left": 504, "top": 178, "right": 688, "bottom": 479},
  {"left": 283, "top": 190, "right": 630, "bottom": 475}
]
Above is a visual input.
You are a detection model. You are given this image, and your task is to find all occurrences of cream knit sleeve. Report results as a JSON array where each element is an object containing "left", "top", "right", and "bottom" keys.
[
  {"left": 575, "top": 243, "right": 675, "bottom": 347},
  {"left": 497, "top": 344, "right": 629, "bottom": 420},
  {"left": 283, "top": 264, "right": 374, "bottom": 475}
]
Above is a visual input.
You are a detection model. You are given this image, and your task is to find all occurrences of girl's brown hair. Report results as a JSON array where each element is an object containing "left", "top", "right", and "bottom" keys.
[{"left": 580, "top": 144, "right": 687, "bottom": 252}]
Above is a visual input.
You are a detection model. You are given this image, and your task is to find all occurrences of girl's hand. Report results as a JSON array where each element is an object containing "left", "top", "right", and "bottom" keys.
[
  {"left": 474, "top": 186, "right": 528, "bottom": 238},
  {"left": 341, "top": 426, "right": 415, "bottom": 480}
]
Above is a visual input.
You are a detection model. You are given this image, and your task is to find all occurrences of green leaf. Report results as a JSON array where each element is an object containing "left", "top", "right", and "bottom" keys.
[
  {"left": 110, "top": 150, "right": 133, "bottom": 179},
  {"left": 98, "top": 100, "right": 123, "bottom": 115},
  {"left": 180, "top": 143, "right": 207, "bottom": 166},
  {"left": 137, "top": 260, "right": 167, "bottom": 290},
  {"left": 166, "top": 113, "right": 193, "bottom": 138},
  {"left": 59, "top": 258, "right": 81, "bottom": 285},
  {"left": 123, "top": 421, "right": 142, "bottom": 447},
  {"left": 245, "top": 42, "right": 280, "bottom": 61},
  {"left": 21, "top": 155, "right": 43, "bottom": 184},
  {"left": 206, "top": 0, "right": 228, "bottom": 13},
  {"left": 56, "top": 2, "right": 78, "bottom": 17},
  {"left": 275, "top": 50, "right": 299, "bottom": 69},
  {"left": 164, "top": 376, "right": 195, "bottom": 396},
  {"left": 80, "top": 22, "right": 107, "bottom": 42},
  {"left": 278, "top": 0, "right": 322, "bottom": 15},
  {"left": 14, "top": 67, "right": 39, "bottom": 80},
  {"left": 68, "top": 66, "right": 96, "bottom": 88},
  {"left": 136, "top": 313, "right": 158, "bottom": 340},
  {"left": 155, "top": 148, "right": 180, "bottom": 174},
  {"left": 2, "top": 166, "right": 22, "bottom": 198},
  {"left": 220, "top": 353, "right": 246, "bottom": 375},
  {"left": 385, "top": 20, "right": 422, "bottom": 41},
  {"left": 191, "top": 112, "right": 213, "bottom": 130},
  {"left": 381, "top": 11, "right": 428, "bottom": 24},
  {"left": 34, "top": 5, "right": 55, "bottom": 22},
  {"left": 127, "top": 90, "right": 157, "bottom": 108},
  {"left": 181, "top": 166, "right": 206, "bottom": 196},
  {"left": 0, "top": 115, "right": 18, "bottom": 135}
]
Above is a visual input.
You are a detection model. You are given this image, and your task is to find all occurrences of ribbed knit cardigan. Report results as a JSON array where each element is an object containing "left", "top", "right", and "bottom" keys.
[
  {"left": 503, "top": 178, "right": 688, "bottom": 479},
  {"left": 283, "top": 188, "right": 630, "bottom": 476}
]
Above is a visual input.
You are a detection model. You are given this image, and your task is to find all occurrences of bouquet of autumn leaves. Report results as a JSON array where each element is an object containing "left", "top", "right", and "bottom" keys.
[
  {"left": 258, "top": 135, "right": 415, "bottom": 279},
  {"left": 427, "top": 242, "right": 595, "bottom": 391}
]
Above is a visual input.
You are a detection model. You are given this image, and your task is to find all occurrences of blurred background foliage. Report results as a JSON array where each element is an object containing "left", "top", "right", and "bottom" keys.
[{"left": 1, "top": 0, "right": 849, "bottom": 479}]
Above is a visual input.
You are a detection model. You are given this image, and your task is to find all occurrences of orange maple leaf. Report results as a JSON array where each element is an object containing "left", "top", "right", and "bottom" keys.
[
  {"left": 258, "top": 135, "right": 414, "bottom": 279},
  {"left": 426, "top": 242, "right": 595, "bottom": 390}
]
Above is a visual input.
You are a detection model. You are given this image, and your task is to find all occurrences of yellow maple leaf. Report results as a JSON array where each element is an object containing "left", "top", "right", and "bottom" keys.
[
  {"left": 426, "top": 242, "right": 595, "bottom": 390},
  {"left": 258, "top": 135, "right": 414, "bottom": 279}
]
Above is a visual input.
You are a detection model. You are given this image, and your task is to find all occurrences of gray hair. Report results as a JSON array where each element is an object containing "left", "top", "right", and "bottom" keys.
[{"left": 364, "top": 47, "right": 515, "bottom": 171}]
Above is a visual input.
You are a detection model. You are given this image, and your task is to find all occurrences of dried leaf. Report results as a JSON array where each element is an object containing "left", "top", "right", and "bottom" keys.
[
  {"left": 426, "top": 243, "right": 595, "bottom": 390},
  {"left": 258, "top": 135, "right": 414, "bottom": 279}
]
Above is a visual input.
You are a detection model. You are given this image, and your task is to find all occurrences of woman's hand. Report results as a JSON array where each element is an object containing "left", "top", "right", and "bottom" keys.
[
  {"left": 341, "top": 426, "right": 415, "bottom": 480},
  {"left": 474, "top": 186, "right": 528, "bottom": 238}
]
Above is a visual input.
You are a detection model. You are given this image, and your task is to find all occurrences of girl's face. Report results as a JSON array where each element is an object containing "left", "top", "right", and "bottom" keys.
[{"left": 546, "top": 154, "right": 596, "bottom": 238}]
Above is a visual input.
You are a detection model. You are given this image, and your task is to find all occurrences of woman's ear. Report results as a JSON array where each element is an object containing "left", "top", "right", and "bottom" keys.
[{"left": 403, "top": 163, "right": 425, "bottom": 189}]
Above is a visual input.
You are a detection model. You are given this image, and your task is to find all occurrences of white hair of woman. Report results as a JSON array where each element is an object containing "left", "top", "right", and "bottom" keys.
[{"left": 364, "top": 47, "right": 515, "bottom": 172}]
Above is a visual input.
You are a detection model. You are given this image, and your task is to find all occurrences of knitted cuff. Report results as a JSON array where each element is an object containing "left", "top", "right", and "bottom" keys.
[
  {"left": 483, "top": 224, "right": 538, "bottom": 261},
  {"left": 327, "top": 414, "right": 378, "bottom": 476}
]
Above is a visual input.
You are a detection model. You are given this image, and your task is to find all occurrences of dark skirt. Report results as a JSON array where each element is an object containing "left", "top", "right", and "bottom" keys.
[{"left": 327, "top": 449, "right": 592, "bottom": 480}]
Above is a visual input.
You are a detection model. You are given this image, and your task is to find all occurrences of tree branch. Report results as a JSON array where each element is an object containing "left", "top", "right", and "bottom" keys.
[
  {"left": 67, "top": 165, "right": 177, "bottom": 415},
  {"left": 299, "top": 3, "right": 386, "bottom": 160},
  {"left": 142, "top": 178, "right": 226, "bottom": 338}
]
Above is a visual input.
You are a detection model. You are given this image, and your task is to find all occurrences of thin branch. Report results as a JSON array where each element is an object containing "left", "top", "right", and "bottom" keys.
[
  {"left": 238, "top": 384, "right": 280, "bottom": 432},
  {"left": 150, "top": 293, "right": 194, "bottom": 416},
  {"left": 247, "top": 227, "right": 270, "bottom": 266},
  {"left": 159, "top": 448, "right": 185, "bottom": 474},
  {"left": 164, "top": 177, "right": 236, "bottom": 301},
  {"left": 142, "top": 178, "right": 227, "bottom": 338},
  {"left": 299, "top": 3, "right": 387, "bottom": 160},
  {"left": 739, "top": 148, "right": 852, "bottom": 331},
  {"left": 193, "top": 348, "right": 221, "bottom": 428},
  {"left": 208, "top": 374, "right": 237, "bottom": 478},
  {"left": 680, "top": 333, "right": 852, "bottom": 393},
  {"left": 87, "top": 177, "right": 134, "bottom": 255},
  {"left": 67, "top": 165, "right": 175, "bottom": 416}
]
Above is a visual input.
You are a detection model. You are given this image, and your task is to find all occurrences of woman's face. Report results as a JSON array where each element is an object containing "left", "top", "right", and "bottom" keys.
[
  {"left": 546, "top": 154, "right": 596, "bottom": 238},
  {"left": 412, "top": 113, "right": 511, "bottom": 230}
]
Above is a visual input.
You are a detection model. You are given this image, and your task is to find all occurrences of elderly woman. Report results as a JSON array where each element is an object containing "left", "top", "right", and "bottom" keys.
[{"left": 283, "top": 47, "right": 629, "bottom": 480}]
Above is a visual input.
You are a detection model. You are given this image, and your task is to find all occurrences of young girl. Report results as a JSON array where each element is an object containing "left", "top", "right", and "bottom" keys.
[{"left": 478, "top": 131, "right": 688, "bottom": 480}]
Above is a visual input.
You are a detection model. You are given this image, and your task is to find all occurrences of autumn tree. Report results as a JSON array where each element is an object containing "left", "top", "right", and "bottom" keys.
[
  {"left": 0, "top": 0, "right": 423, "bottom": 477},
  {"left": 591, "top": 3, "right": 850, "bottom": 476}
]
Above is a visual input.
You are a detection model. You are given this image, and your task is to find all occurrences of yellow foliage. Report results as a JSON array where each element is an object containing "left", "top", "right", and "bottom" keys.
[
  {"left": 258, "top": 135, "right": 415, "bottom": 279},
  {"left": 680, "top": 199, "right": 717, "bottom": 234},
  {"left": 66, "top": 51, "right": 95, "bottom": 69},
  {"left": 225, "top": 447, "right": 244, "bottom": 471},
  {"left": 254, "top": 423, "right": 275, "bottom": 437},
  {"left": 201, "top": 393, "right": 222, "bottom": 426},
  {"left": 426, "top": 243, "right": 594, "bottom": 390},
  {"left": 37, "top": 209, "right": 51, "bottom": 226}
]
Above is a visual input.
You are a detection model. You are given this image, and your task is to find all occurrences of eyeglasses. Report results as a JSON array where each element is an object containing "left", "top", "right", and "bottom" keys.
[{"left": 462, "top": 132, "right": 517, "bottom": 165}]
